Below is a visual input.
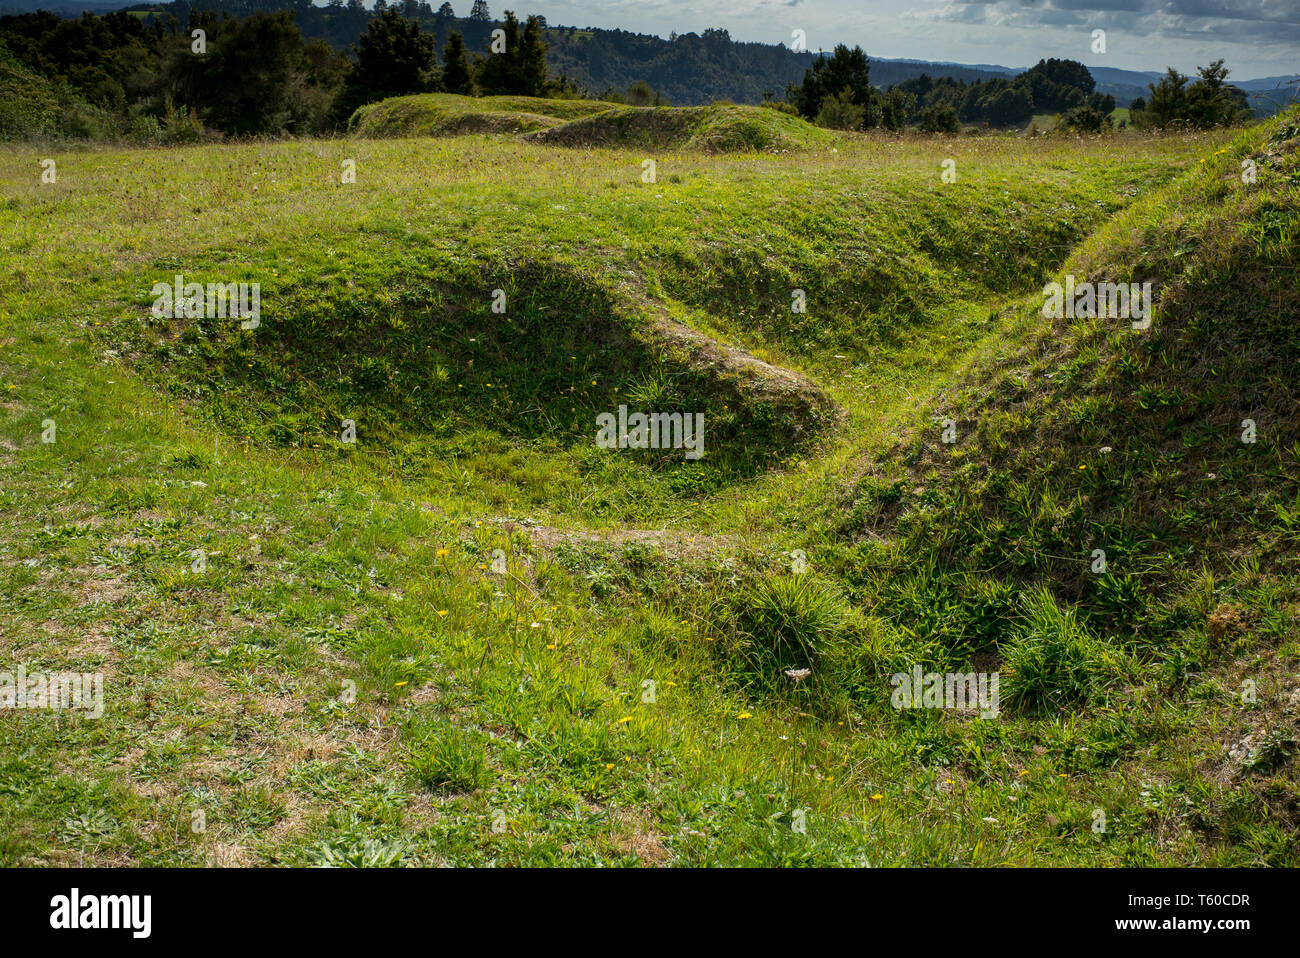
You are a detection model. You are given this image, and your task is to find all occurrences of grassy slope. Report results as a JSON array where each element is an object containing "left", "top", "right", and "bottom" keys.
[
  {"left": 831, "top": 114, "right": 1300, "bottom": 861},
  {"left": 5, "top": 120, "right": 1290, "bottom": 866}
]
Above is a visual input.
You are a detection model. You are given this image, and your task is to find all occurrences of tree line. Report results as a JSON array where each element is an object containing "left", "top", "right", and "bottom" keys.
[
  {"left": 0, "top": 5, "right": 580, "bottom": 139},
  {"left": 23, "top": 0, "right": 1028, "bottom": 109},
  {"left": 1129, "top": 61, "right": 1252, "bottom": 130},
  {"left": 784, "top": 44, "right": 1252, "bottom": 134},
  {"left": 0, "top": 4, "right": 1258, "bottom": 142}
]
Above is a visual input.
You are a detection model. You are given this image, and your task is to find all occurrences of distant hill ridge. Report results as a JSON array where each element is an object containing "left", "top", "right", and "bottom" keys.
[{"left": 3, "top": 0, "right": 1295, "bottom": 108}]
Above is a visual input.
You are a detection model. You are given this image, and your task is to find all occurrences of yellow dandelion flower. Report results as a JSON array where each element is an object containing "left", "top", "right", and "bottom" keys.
[
  {"left": 617, "top": 716, "right": 632, "bottom": 724},
  {"left": 737, "top": 712, "right": 752, "bottom": 720}
]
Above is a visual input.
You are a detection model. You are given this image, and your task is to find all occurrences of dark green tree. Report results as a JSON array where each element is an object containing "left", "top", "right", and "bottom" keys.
[
  {"left": 814, "top": 86, "right": 865, "bottom": 130},
  {"left": 625, "top": 79, "right": 654, "bottom": 105},
  {"left": 475, "top": 9, "right": 519, "bottom": 94},
  {"left": 983, "top": 86, "right": 1033, "bottom": 126},
  {"left": 917, "top": 99, "right": 960, "bottom": 133},
  {"left": 1085, "top": 91, "right": 1115, "bottom": 115},
  {"left": 1186, "top": 59, "right": 1249, "bottom": 127},
  {"left": 880, "top": 87, "right": 915, "bottom": 130},
  {"left": 1144, "top": 68, "right": 1190, "bottom": 127},
  {"left": 441, "top": 31, "right": 472, "bottom": 94},
  {"left": 1023, "top": 58, "right": 1095, "bottom": 96},
  {"left": 1060, "top": 105, "right": 1109, "bottom": 133},
  {"left": 166, "top": 11, "right": 318, "bottom": 135},
  {"left": 331, "top": 9, "right": 439, "bottom": 125},
  {"left": 788, "top": 44, "right": 875, "bottom": 122},
  {"left": 518, "top": 14, "right": 548, "bottom": 97}
]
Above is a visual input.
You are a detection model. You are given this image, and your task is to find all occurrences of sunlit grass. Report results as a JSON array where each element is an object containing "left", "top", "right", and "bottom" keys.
[{"left": 1, "top": 118, "right": 1293, "bottom": 866}]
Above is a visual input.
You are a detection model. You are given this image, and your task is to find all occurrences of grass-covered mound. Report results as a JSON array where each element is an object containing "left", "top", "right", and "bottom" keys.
[
  {"left": 524, "top": 103, "right": 839, "bottom": 153},
  {"left": 846, "top": 110, "right": 1298, "bottom": 633},
  {"left": 832, "top": 111, "right": 1299, "bottom": 850},
  {"left": 349, "top": 93, "right": 619, "bottom": 138}
]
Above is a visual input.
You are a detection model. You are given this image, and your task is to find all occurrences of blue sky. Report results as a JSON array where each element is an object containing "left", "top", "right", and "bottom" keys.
[{"left": 459, "top": 1, "right": 1300, "bottom": 79}]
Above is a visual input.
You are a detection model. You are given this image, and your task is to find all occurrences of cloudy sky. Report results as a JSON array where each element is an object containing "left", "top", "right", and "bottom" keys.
[{"left": 510, "top": 1, "right": 1299, "bottom": 79}]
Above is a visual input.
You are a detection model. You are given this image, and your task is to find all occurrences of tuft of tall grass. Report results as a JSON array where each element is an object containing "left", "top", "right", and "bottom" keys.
[
  {"left": 1001, "top": 587, "right": 1126, "bottom": 714},
  {"left": 721, "top": 574, "right": 854, "bottom": 692}
]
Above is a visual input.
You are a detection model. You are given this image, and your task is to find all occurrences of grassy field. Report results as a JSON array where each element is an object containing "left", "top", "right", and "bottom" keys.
[{"left": 0, "top": 111, "right": 1296, "bottom": 866}]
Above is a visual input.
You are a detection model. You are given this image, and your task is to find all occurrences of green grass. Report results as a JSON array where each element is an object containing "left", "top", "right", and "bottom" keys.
[{"left": 1, "top": 112, "right": 1295, "bottom": 866}]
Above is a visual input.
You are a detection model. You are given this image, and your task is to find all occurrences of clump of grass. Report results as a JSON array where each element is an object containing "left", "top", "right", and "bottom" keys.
[
  {"left": 623, "top": 369, "right": 675, "bottom": 408},
  {"left": 309, "top": 836, "right": 410, "bottom": 868},
  {"left": 723, "top": 574, "right": 852, "bottom": 689},
  {"left": 1244, "top": 726, "right": 1299, "bottom": 774},
  {"left": 407, "top": 727, "right": 491, "bottom": 793},
  {"left": 1001, "top": 588, "right": 1125, "bottom": 714}
]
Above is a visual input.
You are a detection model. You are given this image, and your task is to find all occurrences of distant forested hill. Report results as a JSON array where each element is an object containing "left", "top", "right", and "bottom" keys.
[
  {"left": 5, "top": 0, "right": 1293, "bottom": 108},
  {"left": 103, "top": 0, "right": 1014, "bottom": 104}
]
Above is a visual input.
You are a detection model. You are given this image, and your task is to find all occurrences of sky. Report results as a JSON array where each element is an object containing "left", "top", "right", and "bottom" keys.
[{"left": 473, "top": 0, "right": 1300, "bottom": 80}]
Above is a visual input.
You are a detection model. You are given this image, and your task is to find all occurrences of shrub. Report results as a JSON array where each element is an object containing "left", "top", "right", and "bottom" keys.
[
  {"left": 0, "top": 48, "right": 58, "bottom": 139},
  {"left": 814, "top": 87, "right": 864, "bottom": 131},
  {"left": 163, "top": 98, "right": 206, "bottom": 144},
  {"left": 1060, "top": 105, "right": 1110, "bottom": 133},
  {"left": 917, "top": 101, "right": 960, "bottom": 134},
  {"left": 127, "top": 112, "right": 165, "bottom": 145}
]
